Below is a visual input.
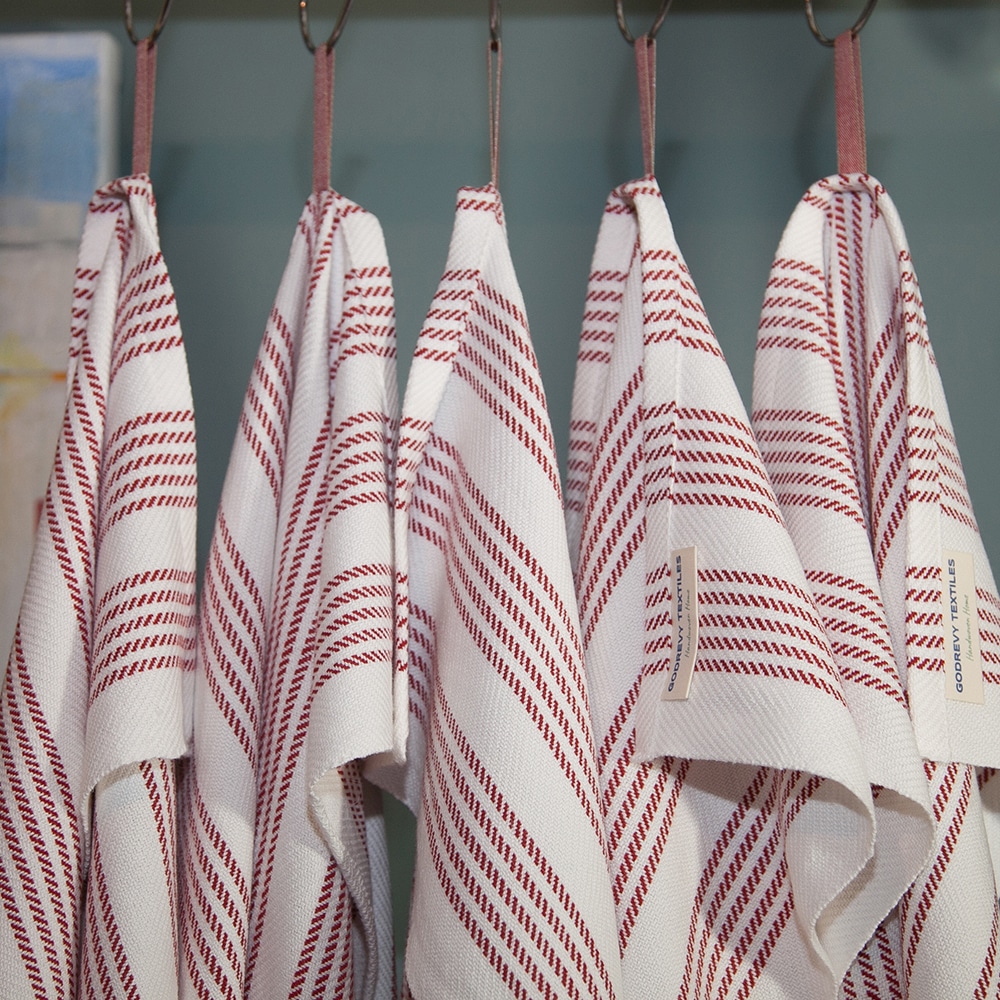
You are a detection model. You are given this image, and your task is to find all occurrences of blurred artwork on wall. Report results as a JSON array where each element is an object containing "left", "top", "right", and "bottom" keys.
[{"left": 0, "top": 32, "right": 119, "bottom": 666}]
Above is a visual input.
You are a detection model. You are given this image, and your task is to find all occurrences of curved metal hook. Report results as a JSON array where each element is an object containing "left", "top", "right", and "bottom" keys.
[
  {"left": 124, "top": 0, "right": 173, "bottom": 46},
  {"left": 489, "top": 0, "right": 501, "bottom": 49},
  {"left": 615, "top": 0, "right": 673, "bottom": 46},
  {"left": 804, "top": 0, "right": 877, "bottom": 47},
  {"left": 299, "top": 0, "right": 354, "bottom": 54}
]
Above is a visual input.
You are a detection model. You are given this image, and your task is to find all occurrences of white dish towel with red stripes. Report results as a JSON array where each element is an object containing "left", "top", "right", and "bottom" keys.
[
  {"left": 380, "top": 183, "right": 623, "bottom": 1000},
  {"left": 566, "top": 175, "right": 881, "bottom": 999},
  {"left": 0, "top": 174, "right": 197, "bottom": 999},
  {"left": 180, "top": 189, "right": 398, "bottom": 1000},
  {"left": 753, "top": 172, "right": 1000, "bottom": 999}
]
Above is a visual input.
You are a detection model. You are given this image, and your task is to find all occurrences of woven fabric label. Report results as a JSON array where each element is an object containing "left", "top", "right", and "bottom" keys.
[
  {"left": 662, "top": 546, "right": 698, "bottom": 701},
  {"left": 942, "top": 549, "right": 984, "bottom": 705}
]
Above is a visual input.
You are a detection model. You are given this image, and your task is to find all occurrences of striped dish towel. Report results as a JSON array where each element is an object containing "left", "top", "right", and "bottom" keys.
[
  {"left": 753, "top": 172, "right": 999, "bottom": 998},
  {"left": 566, "top": 175, "right": 878, "bottom": 999},
  {"left": 0, "top": 174, "right": 197, "bottom": 998},
  {"left": 180, "top": 189, "right": 398, "bottom": 1000},
  {"left": 378, "top": 184, "right": 622, "bottom": 1000}
]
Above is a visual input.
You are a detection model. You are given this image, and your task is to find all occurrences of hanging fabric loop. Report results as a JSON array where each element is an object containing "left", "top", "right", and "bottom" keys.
[
  {"left": 618, "top": 4, "right": 667, "bottom": 179},
  {"left": 488, "top": 0, "right": 502, "bottom": 189},
  {"left": 132, "top": 39, "right": 157, "bottom": 176},
  {"left": 313, "top": 45, "right": 335, "bottom": 192},
  {"left": 834, "top": 30, "right": 866, "bottom": 174},
  {"left": 634, "top": 35, "right": 656, "bottom": 178},
  {"left": 301, "top": 1, "right": 352, "bottom": 193},
  {"left": 125, "top": 0, "right": 170, "bottom": 177}
]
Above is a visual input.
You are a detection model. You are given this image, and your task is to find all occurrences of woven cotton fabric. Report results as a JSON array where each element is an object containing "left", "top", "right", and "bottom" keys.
[
  {"left": 0, "top": 174, "right": 197, "bottom": 998},
  {"left": 753, "top": 173, "right": 1000, "bottom": 999},
  {"left": 566, "top": 176, "right": 878, "bottom": 999},
  {"left": 180, "top": 190, "right": 398, "bottom": 1000},
  {"left": 382, "top": 184, "right": 622, "bottom": 1000}
]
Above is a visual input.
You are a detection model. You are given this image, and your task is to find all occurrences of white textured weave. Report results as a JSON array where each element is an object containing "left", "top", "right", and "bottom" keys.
[
  {"left": 0, "top": 175, "right": 197, "bottom": 999},
  {"left": 566, "top": 176, "right": 878, "bottom": 999},
  {"left": 180, "top": 190, "right": 397, "bottom": 1000},
  {"left": 753, "top": 173, "right": 999, "bottom": 999},
  {"left": 380, "top": 184, "right": 622, "bottom": 1000}
]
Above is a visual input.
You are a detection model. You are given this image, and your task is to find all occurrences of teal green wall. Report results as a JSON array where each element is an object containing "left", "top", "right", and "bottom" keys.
[
  {"left": 5, "top": 10, "right": 997, "bottom": 566},
  {"left": 153, "top": 11, "right": 1000, "bottom": 574},
  {"left": 4, "top": 6, "right": 1000, "bottom": 971}
]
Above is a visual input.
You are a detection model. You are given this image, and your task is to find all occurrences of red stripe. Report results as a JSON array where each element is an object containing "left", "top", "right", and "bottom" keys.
[
  {"left": 1, "top": 627, "right": 79, "bottom": 998},
  {"left": 974, "top": 901, "right": 1000, "bottom": 1000},
  {"left": 679, "top": 768, "right": 779, "bottom": 999},
  {"left": 425, "top": 687, "right": 614, "bottom": 1000},
  {"left": 246, "top": 418, "right": 331, "bottom": 983},
  {"left": 903, "top": 762, "right": 972, "bottom": 978},
  {"left": 310, "top": 563, "right": 394, "bottom": 686},
  {"left": 82, "top": 819, "right": 141, "bottom": 999},
  {"left": 287, "top": 861, "right": 352, "bottom": 1000},
  {"left": 240, "top": 308, "right": 296, "bottom": 506},
  {"left": 443, "top": 508, "right": 605, "bottom": 841},
  {"left": 614, "top": 756, "right": 689, "bottom": 951},
  {"left": 183, "top": 787, "right": 247, "bottom": 1000}
]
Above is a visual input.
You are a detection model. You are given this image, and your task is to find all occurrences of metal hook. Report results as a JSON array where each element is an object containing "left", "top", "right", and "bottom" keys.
[
  {"left": 124, "top": 0, "right": 173, "bottom": 46},
  {"left": 615, "top": 0, "right": 673, "bottom": 46},
  {"left": 299, "top": 0, "right": 354, "bottom": 54},
  {"left": 489, "top": 0, "right": 501, "bottom": 50},
  {"left": 804, "top": 0, "right": 877, "bottom": 47}
]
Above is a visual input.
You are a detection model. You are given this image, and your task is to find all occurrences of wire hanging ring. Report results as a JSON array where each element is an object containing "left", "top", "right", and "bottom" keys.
[
  {"left": 124, "top": 0, "right": 173, "bottom": 45},
  {"left": 804, "top": 0, "right": 877, "bottom": 47},
  {"left": 300, "top": 0, "right": 355, "bottom": 54},
  {"left": 615, "top": 0, "right": 673, "bottom": 45},
  {"left": 489, "top": 0, "right": 501, "bottom": 50}
]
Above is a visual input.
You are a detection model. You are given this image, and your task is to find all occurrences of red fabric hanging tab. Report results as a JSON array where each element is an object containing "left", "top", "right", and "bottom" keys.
[
  {"left": 634, "top": 35, "right": 656, "bottom": 178},
  {"left": 834, "top": 29, "right": 867, "bottom": 174},
  {"left": 132, "top": 39, "right": 157, "bottom": 176},
  {"left": 312, "top": 44, "right": 335, "bottom": 194}
]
